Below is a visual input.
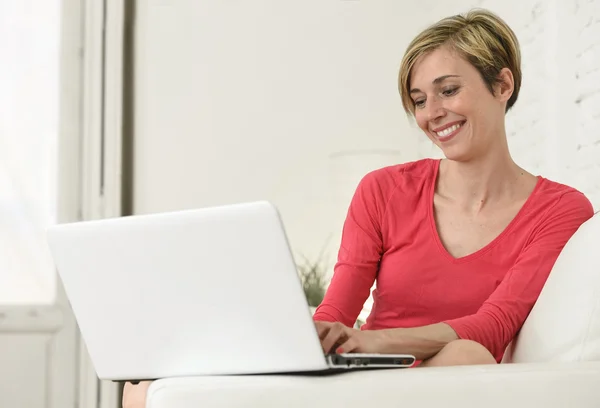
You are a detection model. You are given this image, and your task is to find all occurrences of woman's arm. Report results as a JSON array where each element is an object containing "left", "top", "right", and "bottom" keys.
[
  {"left": 317, "top": 320, "right": 458, "bottom": 360},
  {"left": 313, "top": 170, "right": 395, "bottom": 326},
  {"left": 388, "top": 191, "right": 592, "bottom": 360},
  {"left": 440, "top": 191, "right": 593, "bottom": 360},
  {"left": 380, "top": 323, "right": 459, "bottom": 360}
]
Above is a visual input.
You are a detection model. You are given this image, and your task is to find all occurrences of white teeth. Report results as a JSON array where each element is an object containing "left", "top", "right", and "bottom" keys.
[{"left": 436, "top": 123, "right": 462, "bottom": 138}]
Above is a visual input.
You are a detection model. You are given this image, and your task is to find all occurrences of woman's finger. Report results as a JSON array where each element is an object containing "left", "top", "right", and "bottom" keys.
[
  {"left": 337, "top": 336, "right": 360, "bottom": 354},
  {"left": 321, "top": 323, "right": 348, "bottom": 353},
  {"left": 314, "top": 321, "right": 333, "bottom": 339}
]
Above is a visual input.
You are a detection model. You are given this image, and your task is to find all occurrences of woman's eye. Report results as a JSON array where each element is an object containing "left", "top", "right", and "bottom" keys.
[
  {"left": 442, "top": 87, "right": 458, "bottom": 96},
  {"left": 414, "top": 99, "right": 426, "bottom": 109}
]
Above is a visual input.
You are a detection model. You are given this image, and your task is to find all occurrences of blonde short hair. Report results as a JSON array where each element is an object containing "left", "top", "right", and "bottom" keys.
[{"left": 398, "top": 9, "right": 522, "bottom": 115}]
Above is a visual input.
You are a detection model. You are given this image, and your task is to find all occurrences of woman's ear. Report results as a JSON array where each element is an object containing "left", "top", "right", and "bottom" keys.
[{"left": 495, "top": 67, "right": 514, "bottom": 103}]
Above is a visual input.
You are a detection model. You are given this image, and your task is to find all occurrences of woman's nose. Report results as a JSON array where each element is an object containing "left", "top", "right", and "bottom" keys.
[{"left": 426, "top": 98, "right": 447, "bottom": 122}]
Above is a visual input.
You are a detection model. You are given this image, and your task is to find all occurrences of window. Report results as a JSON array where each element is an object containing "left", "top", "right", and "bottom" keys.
[{"left": 0, "top": 1, "right": 61, "bottom": 304}]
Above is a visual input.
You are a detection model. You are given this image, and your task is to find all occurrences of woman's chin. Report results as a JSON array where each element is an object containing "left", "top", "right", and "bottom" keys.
[
  {"left": 439, "top": 144, "right": 472, "bottom": 162},
  {"left": 428, "top": 136, "right": 473, "bottom": 162}
]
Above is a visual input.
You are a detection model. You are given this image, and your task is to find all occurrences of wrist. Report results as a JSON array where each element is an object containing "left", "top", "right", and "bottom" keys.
[
  {"left": 376, "top": 323, "right": 458, "bottom": 359},
  {"left": 378, "top": 328, "right": 405, "bottom": 354}
]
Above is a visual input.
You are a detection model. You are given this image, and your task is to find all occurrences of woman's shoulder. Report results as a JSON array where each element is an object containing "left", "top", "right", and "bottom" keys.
[
  {"left": 349, "top": 158, "right": 437, "bottom": 223},
  {"left": 359, "top": 158, "right": 438, "bottom": 190},
  {"left": 532, "top": 177, "right": 595, "bottom": 223}
]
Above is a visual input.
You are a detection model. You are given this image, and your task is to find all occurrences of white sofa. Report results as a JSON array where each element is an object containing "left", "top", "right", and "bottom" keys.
[{"left": 145, "top": 212, "right": 600, "bottom": 407}]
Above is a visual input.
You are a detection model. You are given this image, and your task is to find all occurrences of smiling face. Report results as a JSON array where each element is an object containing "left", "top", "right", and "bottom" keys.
[{"left": 409, "top": 46, "right": 513, "bottom": 162}]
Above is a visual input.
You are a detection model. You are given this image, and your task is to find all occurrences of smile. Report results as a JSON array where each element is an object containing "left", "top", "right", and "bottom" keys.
[
  {"left": 432, "top": 121, "right": 465, "bottom": 142},
  {"left": 436, "top": 122, "right": 461, "bottom": 137}
]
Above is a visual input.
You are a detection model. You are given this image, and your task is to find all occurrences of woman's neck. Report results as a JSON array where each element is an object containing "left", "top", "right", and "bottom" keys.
[{"left": 437, "top": 151, "right": 535, "bottom": 212}]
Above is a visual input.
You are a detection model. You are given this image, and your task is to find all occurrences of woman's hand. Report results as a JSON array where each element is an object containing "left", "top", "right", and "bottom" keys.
[
  {"left": 122, "top": 381, "right": 152, "bottom": 408},
  {"left": 315, "top": 321, "right": 390, "bottom": 354}
]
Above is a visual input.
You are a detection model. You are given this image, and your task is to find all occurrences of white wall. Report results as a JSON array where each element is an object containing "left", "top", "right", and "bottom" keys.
[
  {"left": 132, "top": 0, "right": 600, "bottom": 280},
  {"left": 133, "top": 0, "right": 423, "bottom": 266}
]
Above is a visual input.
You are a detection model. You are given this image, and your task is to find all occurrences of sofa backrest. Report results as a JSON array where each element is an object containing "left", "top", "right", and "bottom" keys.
[{"left": 503, "top": 211, "right": 600, "bottom": 363}]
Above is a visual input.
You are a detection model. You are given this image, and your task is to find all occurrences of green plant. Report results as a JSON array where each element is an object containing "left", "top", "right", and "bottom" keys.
[{"left": 297, "top": 252, "right": 329, "bottom": 307}]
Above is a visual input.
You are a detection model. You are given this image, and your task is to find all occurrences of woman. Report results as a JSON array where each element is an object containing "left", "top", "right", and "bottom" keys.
[
  {"left": 313, "top": 8, "right": 594, "bottom": 366},
  {"left": 123, "top": 8, "right": 594, "bottom": 407}
]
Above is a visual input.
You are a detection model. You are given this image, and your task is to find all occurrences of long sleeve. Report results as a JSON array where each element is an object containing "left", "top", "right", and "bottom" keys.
[
  {"left": 444, "top": 191, "right": 594, "bottom": 361},
  {"left": 313, "top": 169, "right": 396, "bottom": 327}
]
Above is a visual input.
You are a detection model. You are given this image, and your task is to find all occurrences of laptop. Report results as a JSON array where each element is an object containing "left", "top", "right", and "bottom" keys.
[{"left": 46, "top": 201, "right": 415, "bottom": 381}]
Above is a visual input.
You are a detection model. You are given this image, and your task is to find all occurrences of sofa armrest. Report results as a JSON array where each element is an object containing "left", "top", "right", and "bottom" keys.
[{"left": 147, "top": 361, "right": 600, "bottom": 408}]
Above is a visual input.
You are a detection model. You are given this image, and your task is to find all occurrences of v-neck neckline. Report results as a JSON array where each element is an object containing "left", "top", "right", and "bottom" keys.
[{"left": 427, "top": 159, "right": 544, "bottom": 263}]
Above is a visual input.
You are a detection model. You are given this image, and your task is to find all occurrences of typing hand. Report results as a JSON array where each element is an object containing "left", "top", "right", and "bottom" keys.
[{"left": 314, "top": 321, "right": 389, "bottom": 354}]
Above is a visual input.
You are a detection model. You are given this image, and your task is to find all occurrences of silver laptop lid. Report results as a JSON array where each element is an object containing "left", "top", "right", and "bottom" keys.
[{"left": 47, "top": 201, "right": 327, "bottom": 380}]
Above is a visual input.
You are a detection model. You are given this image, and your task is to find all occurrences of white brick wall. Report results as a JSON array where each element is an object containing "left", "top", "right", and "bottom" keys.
[
  {"left": 572, "top": 0, "right": 600, "bottom": 208},
  {"left": 416, "top": 1, "right": 600, "bottom": 210}
]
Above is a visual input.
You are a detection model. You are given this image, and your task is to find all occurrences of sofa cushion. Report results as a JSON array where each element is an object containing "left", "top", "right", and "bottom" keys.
[
  {"left": 146, "top": 362, "right": 600, "bottom": 408},
  {"left": 504, "top": 212, "right": 600, "bottom": 363}
]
